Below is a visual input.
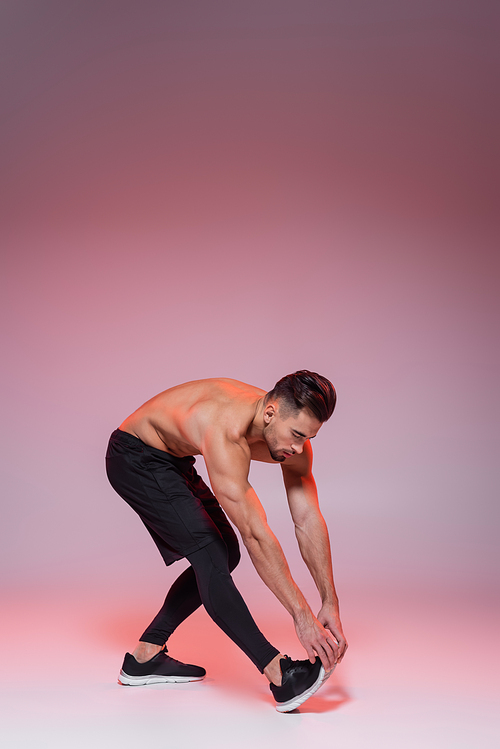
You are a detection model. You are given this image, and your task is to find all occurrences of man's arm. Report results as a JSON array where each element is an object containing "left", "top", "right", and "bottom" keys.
[
  {"left": 202, "top": 429, "right": 338, "bottom": 671},
  {"left": 281, "top": 441, "right": 348, "bottom": 662}
]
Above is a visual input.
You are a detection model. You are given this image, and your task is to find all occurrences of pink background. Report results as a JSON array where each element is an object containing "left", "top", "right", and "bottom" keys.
[
  {"left": 0, "top": 0, "right": 500, "bottom": 749},
  {"left": 1, "top": 4, "right": 499, "bottom": 743}
]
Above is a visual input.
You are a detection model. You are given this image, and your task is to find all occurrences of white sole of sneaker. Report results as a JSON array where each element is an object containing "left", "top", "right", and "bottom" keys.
[
  {"left": 118, "top": 671, "right": 205, "bottom": 685},
  {"left": 274, "top": 664, "right": 335, "bottom": 712}
]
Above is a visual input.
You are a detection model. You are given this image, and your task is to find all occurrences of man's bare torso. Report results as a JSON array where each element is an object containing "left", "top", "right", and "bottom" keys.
[{"left": 120, "top": 378, "right": 275, "bottom": 463}]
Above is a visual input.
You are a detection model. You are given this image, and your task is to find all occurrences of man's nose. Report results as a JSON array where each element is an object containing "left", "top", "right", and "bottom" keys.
[{"left": 291, "top": 443, "right": 303, "bottom": 454}]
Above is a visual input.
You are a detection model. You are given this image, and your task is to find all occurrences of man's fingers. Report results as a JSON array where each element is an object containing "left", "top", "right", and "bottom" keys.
[
  {"left": 325, "top": 632, "right": 340, "bottom": 663},
  {"left": 307, "top": 633, "right": 332, "bottom": 671},
  {"left": 341, "top": 639, "right": 349, "bottom": 660},
  {"left": 336, "top": 638, "right": 348, "bottom": 663},
  {"left": 315, "top": 645, "right": 331, "bottom": 672},
  {"left": 322, "top": 622, "right": 348, "bottom": 665},
  {"left": 307, "top": 645, "right": 316, "bottom": 664},
  {"left": 297, "top": 615, "right": 343, "bottom": 671},
  {"left": 317, "top": 636, "right": 338, "bottom": 672}
]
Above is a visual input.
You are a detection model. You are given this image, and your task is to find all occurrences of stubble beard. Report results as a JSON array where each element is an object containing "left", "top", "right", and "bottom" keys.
[{"left": 263, "top": 422, "right": 285, "bottom": 462}]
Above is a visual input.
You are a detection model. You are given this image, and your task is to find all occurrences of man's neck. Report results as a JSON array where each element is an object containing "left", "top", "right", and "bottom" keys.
[{"left": 245, "top": 397, "right": 266, "bottom": 444}]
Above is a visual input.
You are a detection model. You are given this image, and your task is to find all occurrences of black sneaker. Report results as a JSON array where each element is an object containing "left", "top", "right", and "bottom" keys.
[
  {"left": 118, "top": 647, "right": 206, "bottom": 685},
  {"left": 269, "top": 656, "right": 333, "bottom": 712}
]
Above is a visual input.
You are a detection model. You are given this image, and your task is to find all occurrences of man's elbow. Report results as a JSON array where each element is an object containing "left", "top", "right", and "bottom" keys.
[
  {"left": 293, "top": 508, "right": 325, "bottom": 535},
  {"left": 238, "top": 519, "right": 271, "bottom": 553},
  {"left": 238, "top": 520, "right": 263, "bottom": 548}
]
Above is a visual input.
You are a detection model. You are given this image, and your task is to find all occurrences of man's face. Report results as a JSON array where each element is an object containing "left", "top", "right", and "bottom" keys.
[{"left": 263, "top": 404, "right": 322, "bottom": 462}]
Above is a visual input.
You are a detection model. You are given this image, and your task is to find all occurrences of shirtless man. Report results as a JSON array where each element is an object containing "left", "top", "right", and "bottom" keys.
[{"left": 106, "top": 370, "right": 347, "bottom": 711}]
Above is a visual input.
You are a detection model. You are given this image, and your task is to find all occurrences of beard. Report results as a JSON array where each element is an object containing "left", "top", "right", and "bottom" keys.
[{"left": 263, "top": 422, "right": 286, "bottom": 462}]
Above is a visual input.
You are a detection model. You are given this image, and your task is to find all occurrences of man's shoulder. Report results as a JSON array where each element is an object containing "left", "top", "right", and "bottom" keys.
[
  {"left": 171, "top": 377, "right": 264, "bottom": 404},
  {"left": 199, "top": 377, "right": 266, "bottom": 399},
  {"left": 188, "top": 379, "right": 264, "bottom": 421},
  {"left": 184, "top": 380, "right": 258, "bottom": 441}
]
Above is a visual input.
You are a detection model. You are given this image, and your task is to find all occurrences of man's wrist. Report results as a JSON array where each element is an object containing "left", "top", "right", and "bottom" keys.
[
  {"left": 319, "top": 596, "right": 339, "bottom": 612},
  {"left": 291, "top": 600, "right": 313, "bottom": 622}
]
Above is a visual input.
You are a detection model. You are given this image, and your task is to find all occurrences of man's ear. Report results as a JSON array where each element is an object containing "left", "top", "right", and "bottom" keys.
[{"left": 263, "top": 402, "right": 276, "bottom": 425}]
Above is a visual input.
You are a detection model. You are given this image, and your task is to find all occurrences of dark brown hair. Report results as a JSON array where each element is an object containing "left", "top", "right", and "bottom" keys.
[{"left": 265, "top": 370, "right": 336, "bottom": 423}]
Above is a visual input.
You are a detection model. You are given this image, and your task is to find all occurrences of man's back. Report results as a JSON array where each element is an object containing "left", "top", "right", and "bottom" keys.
[{"left": 120, "top": 378, "right": 265, "bottom": 458}]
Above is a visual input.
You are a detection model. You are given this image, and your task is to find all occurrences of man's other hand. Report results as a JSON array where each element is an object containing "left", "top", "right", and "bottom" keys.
[
  {"left": 293, "top": 609, "right": 339, "bottom": 673},
  {"left": 317, "top": 603, "right": 348, "bottom": 663}
]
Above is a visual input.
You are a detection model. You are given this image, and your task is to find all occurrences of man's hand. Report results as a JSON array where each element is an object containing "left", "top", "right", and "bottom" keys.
[
  {"left": 317, "top": 603, "right": 348, "bottom": 663},
  {"left": 293, "top": 608, "right": 339, "bottom": 673}
]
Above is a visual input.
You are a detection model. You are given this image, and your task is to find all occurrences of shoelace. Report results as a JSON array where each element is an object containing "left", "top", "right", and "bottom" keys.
[
  {"left": 281, "top": 655, "right": 314, "bottom": 675},
  {"left": 157, "top": 649, "right": 184, "bottom": 666}
]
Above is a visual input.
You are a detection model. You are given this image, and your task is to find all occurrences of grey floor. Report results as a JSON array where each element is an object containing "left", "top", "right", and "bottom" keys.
[{"left": 2, "top": 584, "right": 498, "bottom": 748}]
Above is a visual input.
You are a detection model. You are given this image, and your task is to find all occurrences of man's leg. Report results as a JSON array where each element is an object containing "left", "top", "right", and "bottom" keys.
[
  {"left": 188, "top": 539, "right": 279, "bottom": 672},
  {"left": 133, "top": 538, "right": 315, "bottom": 692},
  {"left": 137, "top": 543, "right": 239, "bottom": 644},
  {"left": 133, "top": 532, "right": 284, "bottom": 679},
  {"left": 135, "top": 540, "right": 279, "bottom": 675},
  {"left": 136, "top": 480, "right": 241, "bottom": 651}
]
